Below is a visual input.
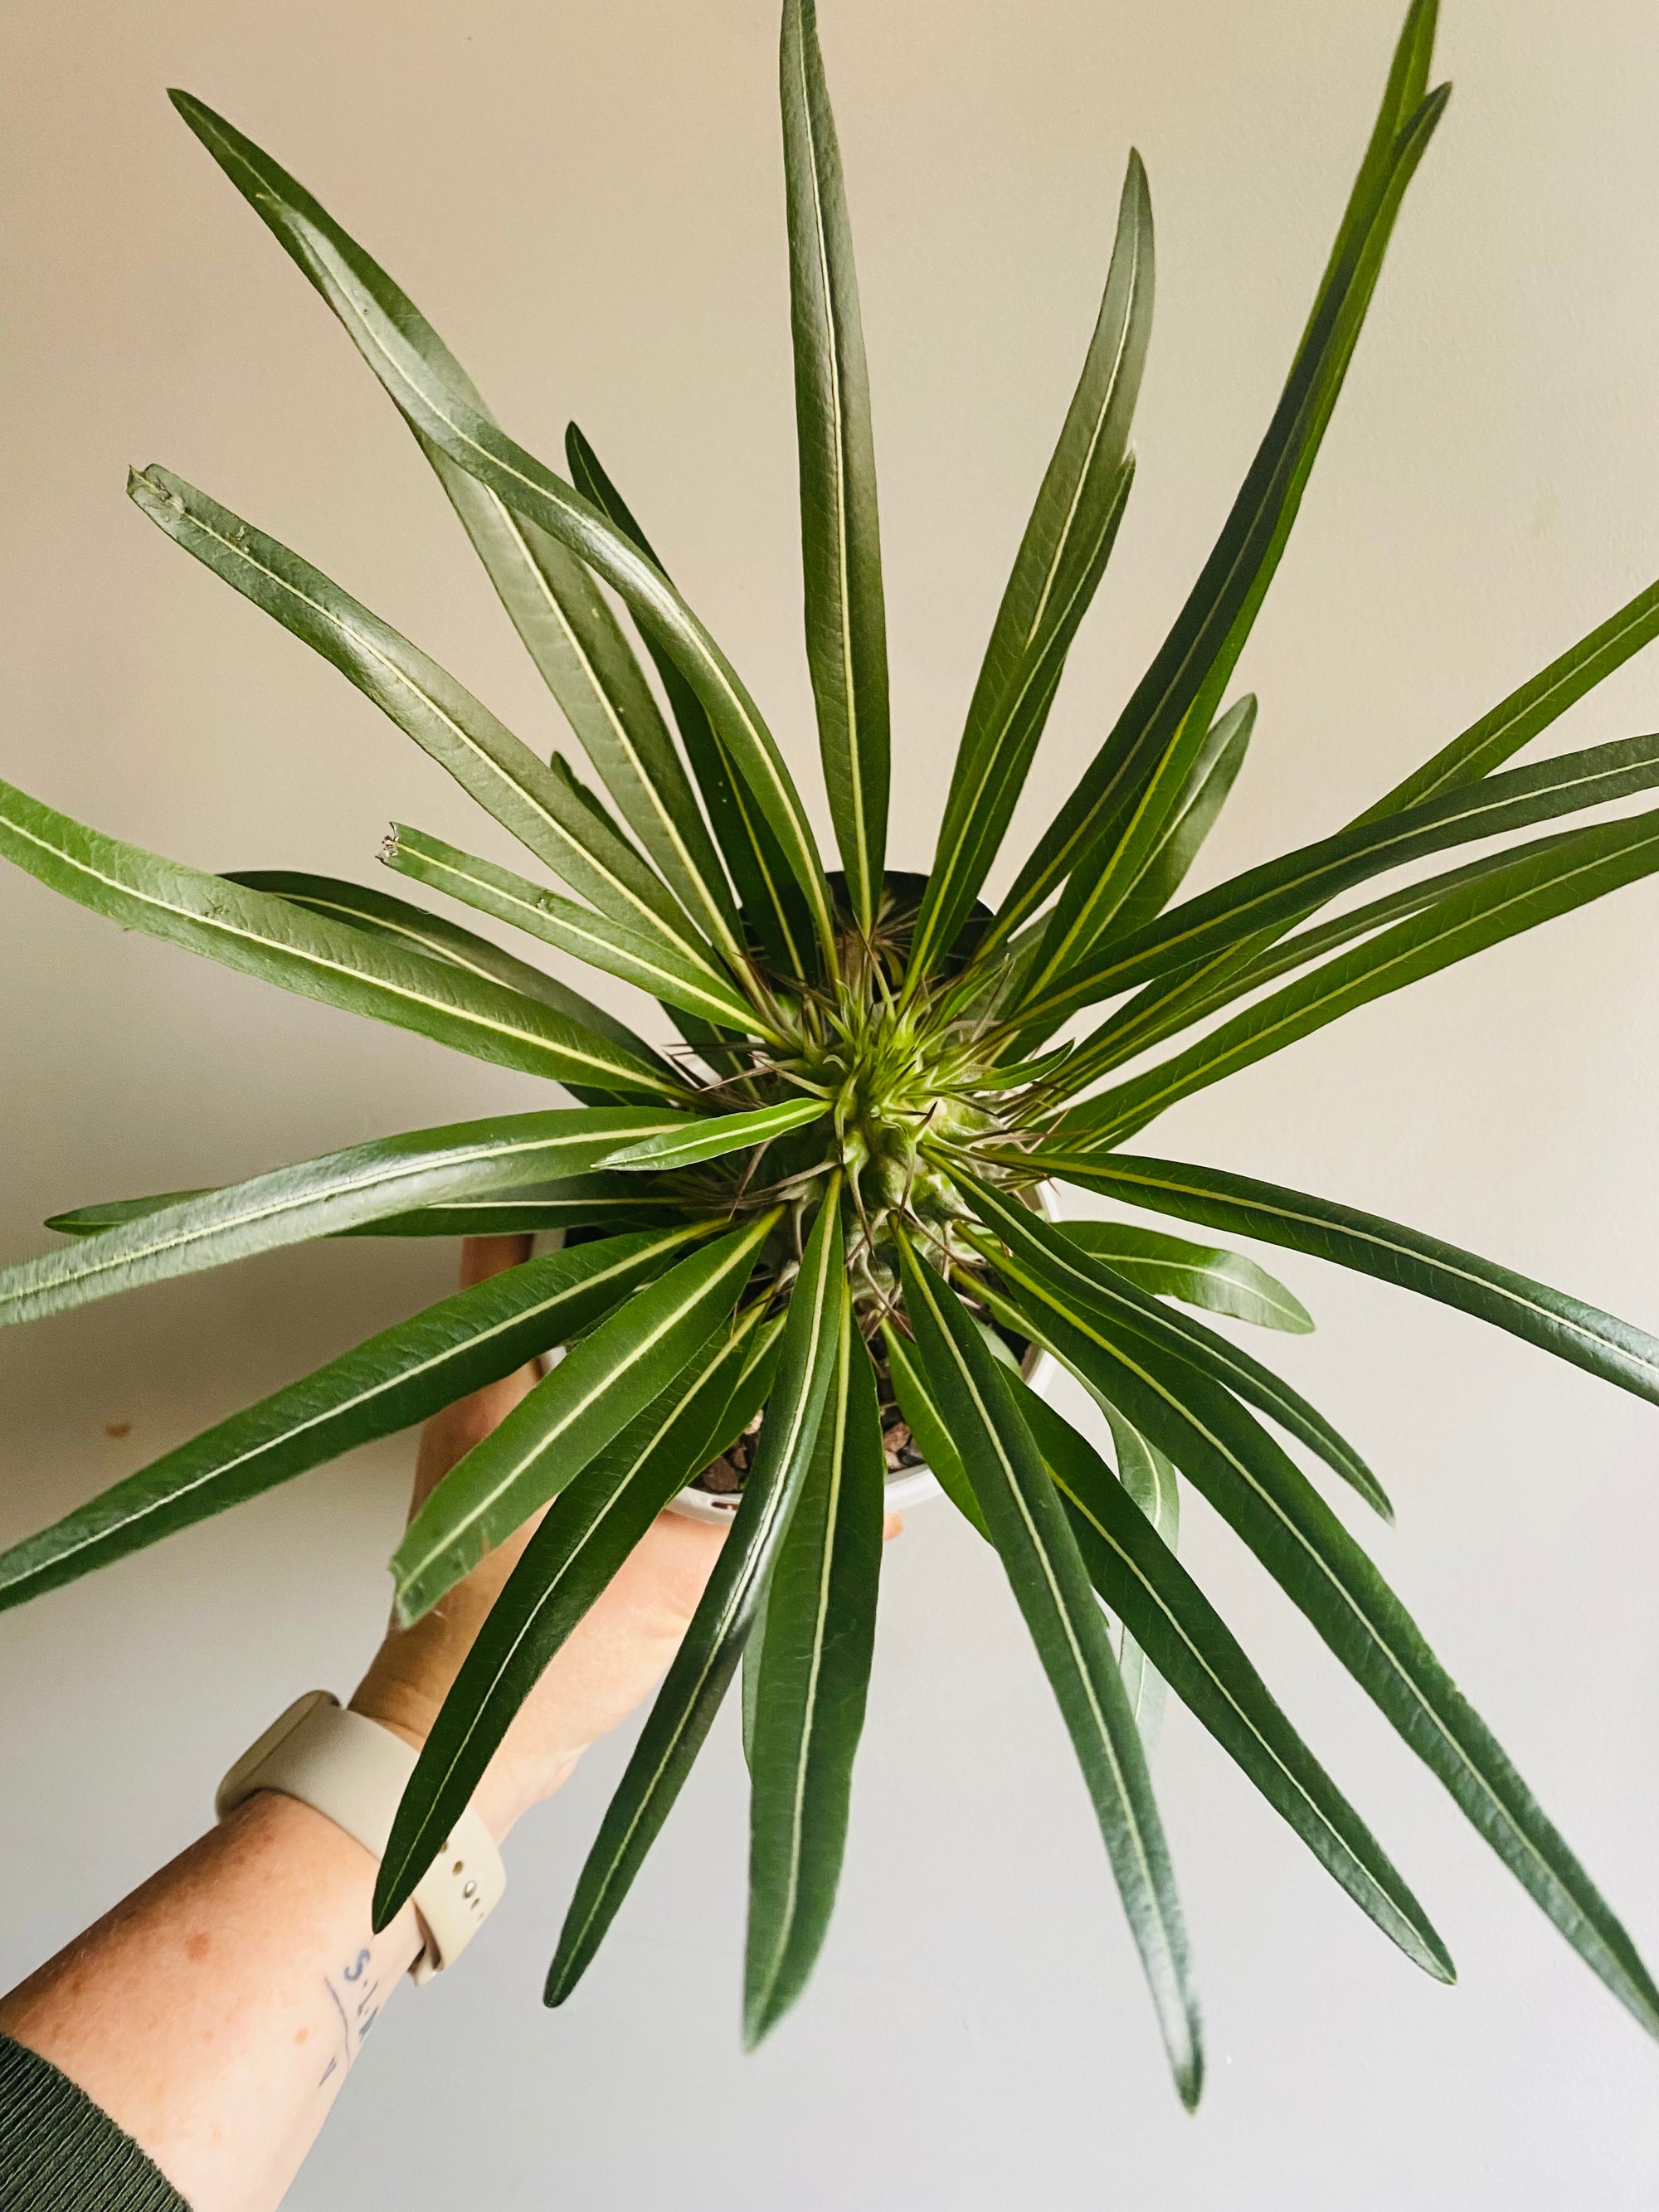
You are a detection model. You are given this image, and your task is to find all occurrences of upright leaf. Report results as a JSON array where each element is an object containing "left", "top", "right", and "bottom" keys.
[
  {"left": 1366, "top": 572, "right": 1659, "bottom": 818},
  {"left": 192, "top": 138, "right": 837, "bottom": 965},
  {"left": 565, "top": 424, "right": 818, "bottom": 978},
  {"left": 547, "top": 1184, "right": 847, "bottom": 2005},
  {"left": 745, "top": 1295, "right": 884, "bottom": 2042},
  {"left": 1018, "top": 728, "right": 1659, "bottom": 1031},
  {"left": 897, "top": 1233, "right": 1203, "bottom": 2108},
  {"left": 1064, "top": 805, "right": 1659, "bottom": 1145},
  {"left": 781, "top": 0, "right": 890, "bottom": 931},
  {"left": 0, "top": 780, "right": 679, "bottom": 1102},
  {"left": 0, "top": 1227, "right": 707, "bottom": 1612},
  {"left": 908, "top": 151, "right": 1153, "bottom": 977},
  {"left": 988, "top": 73, "right": 1448, "bottom": 950},
  {"left": 391, "top": 1212, "right": 781, "bottom": 1621}
]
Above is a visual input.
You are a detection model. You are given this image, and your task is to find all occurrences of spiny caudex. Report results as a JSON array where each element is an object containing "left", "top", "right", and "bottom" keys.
[{"left": 7, "top": 0, "right": 1659, "bottom": 2101}]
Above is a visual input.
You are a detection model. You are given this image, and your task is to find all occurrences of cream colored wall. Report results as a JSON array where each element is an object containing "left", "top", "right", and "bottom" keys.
[{"left": 2, "top": 2, "right": 1657, "bottom": 2204}]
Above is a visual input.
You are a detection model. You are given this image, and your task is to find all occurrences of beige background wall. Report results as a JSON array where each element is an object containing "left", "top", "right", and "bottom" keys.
[{"left": 2, "top": 1, "right": 1658, "bottom": 2203}]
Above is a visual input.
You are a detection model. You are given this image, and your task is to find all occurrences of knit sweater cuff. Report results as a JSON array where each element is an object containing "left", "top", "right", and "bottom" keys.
[{"left": 0, "top": 2034, "right": 191, "bottom": 2210}]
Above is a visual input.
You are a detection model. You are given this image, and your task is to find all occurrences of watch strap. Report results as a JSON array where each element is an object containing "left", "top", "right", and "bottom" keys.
[{"left": 215, "top": 1691, "right": 504, "bottom": 1983}]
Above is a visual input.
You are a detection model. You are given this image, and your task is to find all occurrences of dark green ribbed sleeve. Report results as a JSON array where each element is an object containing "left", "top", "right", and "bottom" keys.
[{"left": 0, "top": 2035, "right": 191, "bottom": 2210}]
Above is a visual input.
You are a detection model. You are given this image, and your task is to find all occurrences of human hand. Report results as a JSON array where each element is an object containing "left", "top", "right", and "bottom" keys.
[{"left": 348, "top": 1234, "right": 732, "bottom": 1841}]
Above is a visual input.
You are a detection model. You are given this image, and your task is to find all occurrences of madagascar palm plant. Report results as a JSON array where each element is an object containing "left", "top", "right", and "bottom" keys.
[{"left": 4, "top": 0, "right": 1659, "bottom": 2104}]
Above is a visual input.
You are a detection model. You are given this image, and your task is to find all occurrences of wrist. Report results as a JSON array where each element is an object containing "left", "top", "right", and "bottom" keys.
[{"left": 345, "top": 1683, "right": 581, "bottom": 1847}]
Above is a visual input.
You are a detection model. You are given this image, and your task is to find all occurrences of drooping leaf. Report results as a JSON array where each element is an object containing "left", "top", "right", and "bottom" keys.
[
  {"left": 745, "top": 1291, "right": 884, "bottom": 2043},
  {"left": 373, "top": 1307, "right": 774, "bottom": 1928},
  {"left": 896, "top": 1232, "right": 1203, "bottom": 2107},
  {"left": 0, "top": 780, "right": 681, "bottom": 1102},
  {"left": 781, "top": 0, "right": 890, "bottom": 932},
  {"left": 381, "top": 822, "right": 762, "bottom": 1035},
  {"left": 909, "top": 141, "right": 1153, "bottom": 975},
  {"left": 1055, "top": 1218, "right": 1312, "bottom": 1333},
  {"left": 1064, "top": 805, "right": 1659, "bottom": 1145},
  {"left": 960, "top": 1171, "right": 1389, "bottom": 1517},
  {"left": 985, "top": 1262, "right": 1659, "bottom": 2038},
  {"left": 0, "top": 1108, "right": 693, "bottom": 1333},
  {"left": 1095, "top": 1398, "right": 1180, "bottom": 1750},
  {"left": 0, "top": 1226, "right": 708, "bottom": 1614},
  {"left": 881, "top": 1321, "right": 990, "bottom": 1540},
  {"left": 1013, "top": 1148, "right": 1659, "bottom": 1410},
  {"left": 1009, "top": 1378, "right": 1453, "bottom": 1980},
  {"left": 547, "top": 1184, "right": 847, "bottom": 2005},
  {"left": 391, "top": 1210, "right": 781, "bottom": 1621}
]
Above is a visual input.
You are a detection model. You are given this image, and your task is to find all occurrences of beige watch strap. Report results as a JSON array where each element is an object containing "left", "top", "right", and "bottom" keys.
[{"left": 216, "top": 1691, "right": 505, "bottom": 1984}]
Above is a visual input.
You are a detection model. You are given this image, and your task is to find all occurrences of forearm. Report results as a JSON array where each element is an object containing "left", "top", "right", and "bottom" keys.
[{"left": 0, "top": 1791, "right": 432, "bottom": 2212}]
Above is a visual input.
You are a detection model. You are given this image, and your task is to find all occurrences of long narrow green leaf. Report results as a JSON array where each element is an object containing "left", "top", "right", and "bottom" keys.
[
  {"left": 909, "top": 455, "right": 1137, "bottom": 983},
  {"left": 1056, "top": 1218, "right": 1312, "bottom": 1333},
  {"left": 0, "top": 1108, "right": 690, "bottom": 1333},
  {"left": 880, "top": 1323, "right": 990, "bottom": 1539},
  {"left": 0, "top": 1226, "right": 707, "bottom": 1615},
  {"left": 781, "top": 0, "right": 890, "bottom": 931},
  {"left": 1013, "top": 1147, "right": 1659, "bottom": 1409},
  {"left": 373, "top": 1307, "right": 773, "bottom": 1928},
  {"left": 960, "top": 1171, "right": 1389, "bottom": 1517},
  {"left": 547, "top": 1184, "right": 847, "bottom": 2005},
  {"left": 1019, "top": 728, "right": 1659, "bottom": 1030},
  {"left": 46, "top": 1174, "right": 687, "bottom": 1242},
  {"left": 391, "top": 1211, "right": 781, "bottom": 1621},
  {"left": 601, "top": 1098, "right": 826, "bottom": 1171},
  {"left": 908, "top": 152, "right": 1153, "bottom": 977},
  {"left": 1010, "top": 1379, "right": 1453, "bottom": 1980},
  {"left": 985, "top": 1257, "right": 1659, "bottom": 2036},
  {"left": 745, "top": 1293, "right": 884, "bottom": 2042},
  {"left": 1066, "top": 805, "right": 1659, "bottom": 1144},
  {"left": 161, "top": 97, "right": 752, "bottom": 982},
  {"left": 0, "top": 780, "right": 681, "bottom": 1102},
  {"left": 223, "top": 868, "right": 669, "bottom": 1081},
  {"left": 173, "top": 109, "right": 836, "bottom": 965},
  {"left": 1367, "top": 574, "right": 1659, "bottom": 819},
  {"left": 381, "top": 822, "right": 763, "bottom": 1036},
  {"left": 1096, "top": 1398, "right": 1180, "bottom": 1749},
  {"left": 989, "top": 75, "right": 1448, "bottom": 950},
  {"left": 895, "top": 1232, "right": 1202, "bottom": 2107},
  {"left": 1073, "top": 826, "right": 1585, "bottom": 1084},
  {"left": 1087, "top": 693, "right": 1256, "bottom": 955},
  {"left": 127, "top": 466, "right": 726, "bottom": 982},
  {"left": 565, "top": 424, "right": 816, "bottom": 980}
]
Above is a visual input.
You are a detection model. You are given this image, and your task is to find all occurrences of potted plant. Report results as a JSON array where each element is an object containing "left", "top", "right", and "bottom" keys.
[{"left": 2, "top": 0, "right": 1657, "bottom": 2104}]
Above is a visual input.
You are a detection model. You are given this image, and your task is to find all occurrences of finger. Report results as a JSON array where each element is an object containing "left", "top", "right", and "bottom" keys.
[{"left": 883, "top": 1509, "right": 904, "bottom": 1541}]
